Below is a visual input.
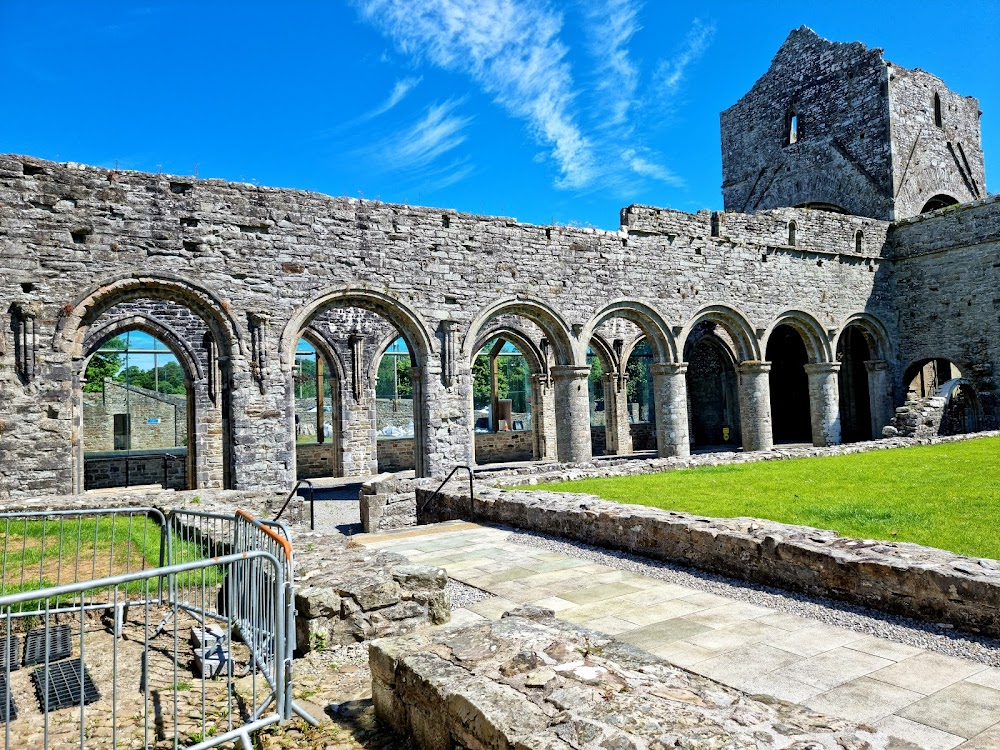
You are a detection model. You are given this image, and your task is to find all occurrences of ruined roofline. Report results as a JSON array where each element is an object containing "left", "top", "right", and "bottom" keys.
[
  {"left": 5, "top": 152, "right": 639, "bottom": 237},
  {"left": 721, "top": 26, "right": 979, "bottom": 118}
]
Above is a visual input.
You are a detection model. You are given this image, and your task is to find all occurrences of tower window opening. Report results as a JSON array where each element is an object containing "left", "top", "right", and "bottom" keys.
[
  {"left": 933, "top": 93, "right": 943, "bottom": 128},
  {"left": 855, "top": 230, "right": 863, "bottom": 253},
  {"left": 785, "top": 109, "right": 799, "bottom": 145},
  {"left": 787, "top": 221, "right": 797, "bottom": 246}
]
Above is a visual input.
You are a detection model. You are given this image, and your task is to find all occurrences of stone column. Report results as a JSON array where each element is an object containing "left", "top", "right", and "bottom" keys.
[
  {"left": 865, "top": 359, "right": 894, "bottom": 438},
  {"left": 737, "top": 361, "right": 773, "bottom": 452},
  {"left": 529, "top": 373, "right": 557, "bottom": 460},
  {"left": 551, "top": 365, "right": 593, "bottom": 464},
  {"left": 602, "top": 372, "right": 632, "bottom": 455},
  {"left": 804, "top": 362, "right": 841, "bottom": 447},
  {"left": 651, "top": 363, "right": 690, "bottom": 459}
]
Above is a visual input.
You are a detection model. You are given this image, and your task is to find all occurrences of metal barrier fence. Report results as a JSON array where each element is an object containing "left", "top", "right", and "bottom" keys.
[{"left": 0, "top": 506, "right": 315, "bottom": 749}]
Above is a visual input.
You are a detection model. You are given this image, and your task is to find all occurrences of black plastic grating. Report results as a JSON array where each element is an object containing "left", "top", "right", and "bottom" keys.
[
  {"left": 0, "top": 635, "right": 21, "bottom": 672},
  {"left": 32, "top": 660, "right": 100, "bottom": 711},
  {"left": 23, "top": 625, "right": 72, "bottom": 666},
  {"left": 0, "top": 675, "right": 15, "bottom": 723}
]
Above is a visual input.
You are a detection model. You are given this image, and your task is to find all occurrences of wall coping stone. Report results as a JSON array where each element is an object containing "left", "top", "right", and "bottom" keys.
[{"left": 370, "top": 610, "right": 899, "bottom": 749}]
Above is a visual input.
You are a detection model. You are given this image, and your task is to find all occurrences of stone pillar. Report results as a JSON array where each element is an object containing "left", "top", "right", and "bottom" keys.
[
  {"left": 804, "top": 362, "right": 842, "bottom": 447},
  {"left": 551, "top": 365, "right": 593, "bottom": 464},
  {"left": 865, "top": 360, "right": 894, "bottom": 438},
  {"left": 529, "top": 373, "right": 557, "bottom": 460},
  {"left": 602, "top": 372, "right": 632, "bottom": 455},
  {"left": 651, "top": 363, "right": 690, "bottom": 459},
  {"left": 737, "top": 362, "right": 773, "bottom": 452}
]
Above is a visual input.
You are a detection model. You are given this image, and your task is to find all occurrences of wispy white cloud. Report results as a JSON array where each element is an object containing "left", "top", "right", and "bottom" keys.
[
  {"left": 585, "top": 0, "right": 642, "bottom": 126},
  {"left": 357, "top": 99, "right": 474, "bottom": 189},
  {"left": 622, "top": 148, "right": 684, "bottom": 187},
  {"left": 392, "top": 99, "right": 471, "bottom": 169},
  {"left": 656, "top": 18, "right": 715, "bottom": 95},
  {"left": 353, "top": 0, "right": 596, "bottom": 189},
  {"left": 367, "top": 76, "right": 422, "bottom": 119}
]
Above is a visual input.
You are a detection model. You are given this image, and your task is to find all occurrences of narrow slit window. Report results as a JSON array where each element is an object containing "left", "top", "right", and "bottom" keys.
[
  {"left": 855, "top": 230, "right": 863, "bottom": 253},
  {"left": 933, "top": 93, "right": 943, "bottom": 128},
  {"left": 785, "top": 109, "right": 799, "bottom": 145},
  {"left": 787, "top": 221, "right": 797, "bottom": 246}
]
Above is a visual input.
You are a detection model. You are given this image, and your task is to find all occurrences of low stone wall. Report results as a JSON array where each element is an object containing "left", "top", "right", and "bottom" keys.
[
  {"left": 6, "top": 488, "right": 449, "bottom": 654},
  {"left": 474, "top": 430, "right": 533, "bottom": 464},
  {"left": 377, "top": 437, "right": 415, "bottom": 472},
  {"left": 361, "top": 474, "right": 421, "bottom": 532},
  {"left": 371, "top": 608, "right": 898, "bottom": 749},
  {"left": 84, "top": 451, "right": 188, "bottom": 490},
  {"left": 296, "top": 441, "right": 339, "bottom": 479},
  {"left": 417, "top": 471, "right": 1000, "bottom": 637}
]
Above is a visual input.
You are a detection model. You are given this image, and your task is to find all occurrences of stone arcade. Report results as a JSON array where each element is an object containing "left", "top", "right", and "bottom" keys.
[{"left": 0, "top": 27, "right": 996, "bottom": 499}]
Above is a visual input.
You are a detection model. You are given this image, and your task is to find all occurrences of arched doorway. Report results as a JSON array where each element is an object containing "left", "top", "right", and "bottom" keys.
[
  {"left": 82, "top": 329, "right": 193, "bottom": 490},
  {"left": 836, "top": 326, "right": 873, "bottom": 442},
  {"left": 684, "top": 325, "right": 741, "bottom": 450},
  {"left": 766, "top": 325, "right": 812, "bottom": 443}
]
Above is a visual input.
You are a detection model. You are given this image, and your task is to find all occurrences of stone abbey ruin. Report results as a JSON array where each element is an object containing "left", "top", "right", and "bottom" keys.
[{"left": 0, "top": 26, "right": 996, "bottom": 500}]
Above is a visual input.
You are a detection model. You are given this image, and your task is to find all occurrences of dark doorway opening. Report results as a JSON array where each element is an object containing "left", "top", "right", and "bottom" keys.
[
  {"left": 766, "top": 325, "right": 811, "bottom": 443},
  {"left": 837, "top": 327, "right": 873, "bottom": 442}
]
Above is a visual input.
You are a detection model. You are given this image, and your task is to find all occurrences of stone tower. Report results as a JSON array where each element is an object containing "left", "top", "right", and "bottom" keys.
[{"left": 720, "top": 27, "right": 985, "bottom": 220}]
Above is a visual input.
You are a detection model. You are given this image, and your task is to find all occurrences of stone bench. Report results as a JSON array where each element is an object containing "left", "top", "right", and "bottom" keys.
[{"left": 370, "top": 607, "right": 907, "bottom": 749}]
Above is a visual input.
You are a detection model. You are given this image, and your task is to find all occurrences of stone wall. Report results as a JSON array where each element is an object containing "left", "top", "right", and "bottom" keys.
[
  {"left": 721, "top": 26, "right": 983, "bottom": 221},
  {"left": 83, "top": 451, "right": 188, "bottom": 490},
  {"left": 0, "top": 151, "right": 902, "bottom": 499},
  {"left": 474, "top": 430, "right": 533, "bottom": 464},
  {"left": 416, "top": 449, "right": 1000, "bottom": 637},
  {"left": 83, "top": 380, "right": 187, "bottom": 451},
  {"left": 296, "top": 441, "right": 339, "bottom": 480},
  {"left": 887, "top": 197, "right": 1000, "bottom": 424},
  {"left": 371, "top": 611, "right": 900, "bottom": 750},
  {"left": 377, "top": 438, "right": 415, "bottom": 473}
]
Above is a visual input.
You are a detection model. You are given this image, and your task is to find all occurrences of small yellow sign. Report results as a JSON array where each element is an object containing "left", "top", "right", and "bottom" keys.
[{"left": 722, "top": 426, "right": 730, "bottom": 442}]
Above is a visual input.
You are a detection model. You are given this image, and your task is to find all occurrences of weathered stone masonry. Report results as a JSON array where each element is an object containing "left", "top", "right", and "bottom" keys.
[{"left": 0, "top": 27, "right": 996, "bottom": 498}]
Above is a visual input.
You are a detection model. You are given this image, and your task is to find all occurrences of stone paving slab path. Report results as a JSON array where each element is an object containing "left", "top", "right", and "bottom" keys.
[{"left": 353, "top": 521, "right": 1000, "bottom": 750}]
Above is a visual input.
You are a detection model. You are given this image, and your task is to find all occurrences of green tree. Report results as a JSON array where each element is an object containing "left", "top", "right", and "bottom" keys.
[
  {"left": 83, "top": 336, "right": 125, "bottom": 392},
  {"left": 377, "top": 354, "right": 412, "bottom": 398}
]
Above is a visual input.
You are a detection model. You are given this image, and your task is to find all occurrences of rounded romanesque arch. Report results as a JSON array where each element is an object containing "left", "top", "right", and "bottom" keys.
[
  {"left": 57, "top": 274, "right": 243, "bottom": 360},
  {"left": 580, "top": 300, "right": 677, "bottom": 365},
  {"left": 833, "top": 312, "right": 895, "bottom": 442},
  {"left": 281, "top": 287, "right": 435, "bottom": 370},
  {"left": 472, "top": 324, "right": 546, "bottom": 376},
  {"left": 761, "top": 310, "right": 832, "bottom": 445},
  {"left": 920, "top": 194, "right": 960, "bottom": 214},
  {"left": 462, "top": 297, "right": 574, "bottom": 367},
  {"left": 831, "top": 312, "right": 893, "bottom": 363},
  {"left": 761, "top": 309, "right": 831, "bottom": 364},
  {"left": 281, "top": 287, "right": 438, "bottom": 479},
  {"left": 677, "top": 304, "right": 761, "bottom": 364},
  {"left": 463, "top": 297, "right": 586, "bottom": 463},
  {"left": 58, "top": 274, "right": 241, "bottom": 493}
]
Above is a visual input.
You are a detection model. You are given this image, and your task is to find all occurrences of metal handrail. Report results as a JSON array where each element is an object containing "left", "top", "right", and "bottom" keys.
[
  {"left": 273, "top": 479, "right": 316, "bottom": 528},
  {"left": 418, "top": 464, "right": 474, "bottom": 516}
]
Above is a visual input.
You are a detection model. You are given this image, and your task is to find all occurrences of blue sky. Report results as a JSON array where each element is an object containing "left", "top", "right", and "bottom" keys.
[{"left": 3, "top": 2, "right": 997, "bottom": 229}]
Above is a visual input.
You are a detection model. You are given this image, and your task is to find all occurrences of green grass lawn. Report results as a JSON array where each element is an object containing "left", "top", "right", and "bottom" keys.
[{"left": 544, "top": 437, "right": 1000, "bottom": 560}]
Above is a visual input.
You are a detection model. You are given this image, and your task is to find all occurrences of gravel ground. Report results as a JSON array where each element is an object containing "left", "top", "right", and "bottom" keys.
[
  {"left": 306, "top": 489, "right": 364, "bottom": 536},
  {"left": 507, "top": 528, "right": 1000, "bottom": 667},
  {"left": 447, "top": 578, "right": 494, "bottom": 608}
]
